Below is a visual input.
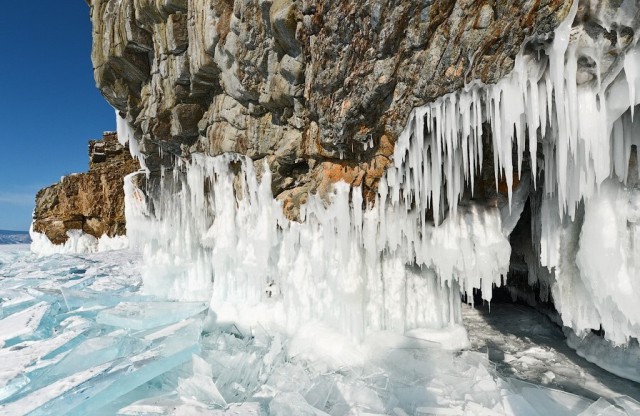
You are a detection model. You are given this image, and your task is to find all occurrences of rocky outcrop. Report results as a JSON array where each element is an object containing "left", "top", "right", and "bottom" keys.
[
  {"left": 89, "top": 0, "right": 572, "bottom": 213},
  {"left": 33, "top": 132, "right": 139, "bottom": 244}
]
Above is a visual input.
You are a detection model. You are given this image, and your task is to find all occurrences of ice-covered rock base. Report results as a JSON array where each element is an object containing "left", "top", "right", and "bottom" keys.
[
  {"left": 116, "top": 0, "right": 640, "bottom": 354},
  {"left": 1, "top": 245, "right": 639, "bottom": 415},
  {"left": 30, "top": 228, "right": 128, "bottom": 256},
  {"left": 124, "top": 152, "right": 504, "bottom": 342}
]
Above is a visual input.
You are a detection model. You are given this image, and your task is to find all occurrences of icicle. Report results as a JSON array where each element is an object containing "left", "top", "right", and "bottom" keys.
[
  {"left": 625, "top": 46, "right": 640, "bottom": 121},
  {"left": 116, "top": 111, "right": 148, "bottom": 172}
]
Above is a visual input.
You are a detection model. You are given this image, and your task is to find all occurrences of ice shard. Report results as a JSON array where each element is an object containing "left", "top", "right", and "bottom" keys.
[
  {"left": 96, "top": 301, "right": 208, "bottom": 330},
  {"left": 0, "top": 318, "right": 201, "bottom": 415}
]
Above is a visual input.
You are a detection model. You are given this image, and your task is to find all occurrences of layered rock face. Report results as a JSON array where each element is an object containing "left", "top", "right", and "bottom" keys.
[
  {"left": 89, "top": 0, "right": 571, "bottom": 210},
  {"left": 33, "top": 132, "right": 139, "bottom": 244}
]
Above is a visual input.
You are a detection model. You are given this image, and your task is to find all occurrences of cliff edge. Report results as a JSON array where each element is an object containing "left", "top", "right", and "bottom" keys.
[
  {"left": 89, "top": 0, "right": 571, "bottom": 212},
  {"left": 32, "top": 132, "right": 139, "bottom": 244}
]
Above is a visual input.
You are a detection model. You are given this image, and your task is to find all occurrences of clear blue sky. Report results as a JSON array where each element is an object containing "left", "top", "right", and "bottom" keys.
[{"left": 0, "top": 2, "right": 115, "bottom": 231}]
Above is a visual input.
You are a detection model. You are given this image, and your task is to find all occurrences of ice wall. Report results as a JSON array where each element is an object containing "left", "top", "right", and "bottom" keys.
[
  {"left": 124, "top": 0, "right": 640, "bottom": 346},
  {"left": 124, "top": 152, "right": 507, "bottom": 341},
  {"left": 388, "top": 0, "right": 640, "bottom": 345},
  {"left": 30, "top": 228, "right": 129, "bottom": 256}
]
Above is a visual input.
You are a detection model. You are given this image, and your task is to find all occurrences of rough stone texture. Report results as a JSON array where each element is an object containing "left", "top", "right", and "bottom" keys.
[
  {"left": 88, "top": 0, "right": 577, "bottom": 215},
  {"left": 33, "top": 132, "right": 140, "bottom": 244}
]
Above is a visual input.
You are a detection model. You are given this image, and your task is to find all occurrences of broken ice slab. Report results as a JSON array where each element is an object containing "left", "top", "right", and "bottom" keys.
[
  {"left": 0, "top": 362, "right": 113, "bottom": 416},
  {"left": 1, "top": 318, "right": 202, "bottom": 416},
  {"left": 333, "top": 380, "right": 386, "bottom": 414},
  {"left": 415, "top": 406, "right": 464, "bottom": 415},
  {"left": 99, "top": 392, "right": 182, "bottom": 416},
  {"left": 119, "top": 401, "right": 266, "bottom": 416},
  {"left": 215, "top": 403, "right": 267, "bottom": 415},
  {"left": 37, "top": 267, "right": 91, "bottom": 289},
  {"left": 110, "top": 393, "right": 185, "bottom": 416},
  {"left": 0, "top": 301, "right": 49, "bottom": 347},
  {"left": 515, "top": 387, "right": 592, "bottom": 415},
  {"left": 0, "top": 292, "right": 37, "bottom": 318},
  {"left": 270, "top": 392, "right": 330, "bottom": 416},
  {"left": 5, "top": 330, "right": 148, "bottom": 403},
  {"left": 59, "top": 274, "right": 96, "bottom": 291},
  {"left": 213, "top": 349, "right": 266, "bottom": 403},
  {"left": 501, "top": 392, "right": 547, "bottom": 415},
  {"left": 60, "top": 287, "right": 149, "bottom": 311},
  {"left": 504, "top": 378, "right": 592, "bottom": 416},
  {"left": 0, "top": 319, "right": 90, "bottom": 400},
  {"left": 578, "top": 397, "right": 628, "bottom": 415},
  {"left": 176, "top": 354, "right": 227, "bottom": 408},
  {"left": 96, "top": 301, "right": 208, "bottom": 330},
  {"left": 0, "top": 373, "right": 29, "bottom": 403},
  {"left": 265, "top": 362, "right": 313, "bottom": 394},
  {"left": 106, "top": 354, "right": 228, "bottom": 415},
  {"left": 613, "top": 396, "right": 640, "bottom": 414}
]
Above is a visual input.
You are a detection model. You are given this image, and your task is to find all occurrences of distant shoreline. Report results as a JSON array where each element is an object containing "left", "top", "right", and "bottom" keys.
[{"left": 0, "top": 230, "right": 31, "bottom": 245}]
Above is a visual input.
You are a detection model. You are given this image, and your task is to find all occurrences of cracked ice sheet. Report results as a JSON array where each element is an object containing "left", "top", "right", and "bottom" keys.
[
  {"left": 104, "top": 324, "right": 612, "bottom": 416},
  {"left": 0, "top": 302, "right": 48, "bottom": 346},
  {"left": 96, "top": 301, "right": 208, "bottom": 330},
  {"left": 118, "top": 402, "right": 265, "bottom": 416},
  {"left": 0, "top": 362, "right": 112, "bottom": 416},
  {"left": 463, "top": 303, "right": 640, "bottom": 402},
  {"left": 0, "top": 317, "right": 90, "bottom": 395},
  {"left": 0, "top": 247, "right": 638, "bottom": 415},
  {"left": 0, "top": 318, "right": 202, "bottom": 416},
  {"left": 190, "top": 315, "right": 640, "bottom": 415}
]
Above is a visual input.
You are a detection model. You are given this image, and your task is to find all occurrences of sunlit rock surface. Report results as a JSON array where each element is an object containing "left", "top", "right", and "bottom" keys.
[
  {"left": 89, "top": 0, "right": 572, "bottom": 203},
  {"left": 32, "top": 132, "right": 139, "bottom": 246}
]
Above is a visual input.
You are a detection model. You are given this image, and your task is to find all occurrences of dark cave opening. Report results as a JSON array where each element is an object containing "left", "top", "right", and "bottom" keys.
[{"left": 467, "top": 195, "right": 558, "bottom": 315}]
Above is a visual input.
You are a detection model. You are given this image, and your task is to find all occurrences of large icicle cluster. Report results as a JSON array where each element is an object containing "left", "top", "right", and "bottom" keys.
[
  {"left": 116, "top": 111, "right": 147, "bottom": 171},
  {"left": 124, "top": 151, "right": 509, "bottom": 343},
  {"left": 388, "top": 0, "right": 640, "bottom": 345},
  {"left": 391, "top": 1, "right": 640, "bottom": 222}
]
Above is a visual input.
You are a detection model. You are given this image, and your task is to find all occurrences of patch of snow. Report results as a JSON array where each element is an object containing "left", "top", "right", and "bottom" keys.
[{"left": 30, "top": 227, "right": 128, "bottom": 256}]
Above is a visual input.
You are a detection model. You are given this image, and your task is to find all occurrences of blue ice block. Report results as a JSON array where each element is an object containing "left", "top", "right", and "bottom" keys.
[{"left": 96, "top": 301, "right": 208, "bottom": 330}]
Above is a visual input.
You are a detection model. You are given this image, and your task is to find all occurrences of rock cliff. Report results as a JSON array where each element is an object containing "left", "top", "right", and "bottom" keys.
[
  {"left": 89, "top": 0, "right": 572, "bottom": 212},
  {"left": 85, "top": 0, "right": 640, "bottom": 354},
  {"left": 32, "top": 132, "right": 139, "bottom": 244}
]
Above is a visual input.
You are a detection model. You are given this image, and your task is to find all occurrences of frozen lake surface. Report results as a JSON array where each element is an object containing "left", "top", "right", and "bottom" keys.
[
  {"left": 464, "top": 303, "right": 640, "bottom": 402},
  {"left": 0, "top": 245, "right": 639, "bottom": 415}
]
